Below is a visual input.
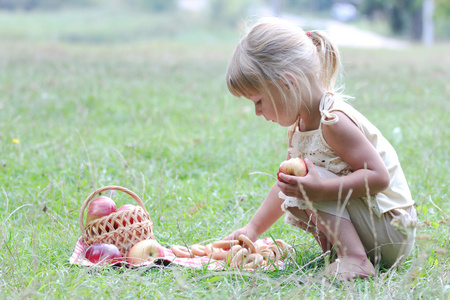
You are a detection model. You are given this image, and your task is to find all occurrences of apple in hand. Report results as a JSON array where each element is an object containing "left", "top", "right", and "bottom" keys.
[
  {"left": 85, "top": 196, "right": 117, "bottom": 224},
  {"left": 127, "top": 239, "right": 165, "bottom": 265},
  {"left": 277, "top": 157, "right": 308, "bottom": 182},
  {"left": 85, "top": 243, "right": 123, "bottom": 265}
]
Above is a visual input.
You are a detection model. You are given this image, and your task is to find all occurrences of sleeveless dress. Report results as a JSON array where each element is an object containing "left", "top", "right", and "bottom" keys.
[{"left": 280, "top": 92, "right": 415, "bottom": 219}]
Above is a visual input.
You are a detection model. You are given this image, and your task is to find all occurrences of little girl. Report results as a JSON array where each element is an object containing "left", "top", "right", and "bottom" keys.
[{"left": 224, "top": 18, "right": 417, "bottom": 280}]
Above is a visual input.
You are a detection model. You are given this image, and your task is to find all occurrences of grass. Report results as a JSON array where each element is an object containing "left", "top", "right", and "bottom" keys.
[{"left": 0, "top": 6, "right": 449, "bottom": 299}]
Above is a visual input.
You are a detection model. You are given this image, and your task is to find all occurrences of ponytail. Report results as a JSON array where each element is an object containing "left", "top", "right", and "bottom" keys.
[{"left": 309, "top": 30, "right": 341, "bottom": 93}]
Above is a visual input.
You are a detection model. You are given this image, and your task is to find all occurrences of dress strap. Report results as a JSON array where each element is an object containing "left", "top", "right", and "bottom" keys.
[{"left": 319, "top": 92, "right": 339, "bottom": 125}]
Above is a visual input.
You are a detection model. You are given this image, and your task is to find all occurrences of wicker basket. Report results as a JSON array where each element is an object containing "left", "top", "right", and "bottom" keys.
[{"left": 79, "top": 186, "right": 154, "bottom": 257}]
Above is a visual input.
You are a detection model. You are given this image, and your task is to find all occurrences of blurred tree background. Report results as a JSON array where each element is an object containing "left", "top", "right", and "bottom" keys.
[
  {"left": 0, "top": 0, "right": 449, "bottom": 42},
  {"left": 359, "top": 0, "right": 449, "bottom": 41}
]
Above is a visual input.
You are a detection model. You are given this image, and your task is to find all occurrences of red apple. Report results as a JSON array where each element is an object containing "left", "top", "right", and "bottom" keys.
[
  {"left": 85, "top": 243, "right": 123, "bottom": 265},
  {"left": 85, "top": 196, "right": 117, "bottom": 225},
  {"left": 116, "top": 204, "right": 134, "bottom": 228},
  {"left": 115, "top": 204, "right": 142, "bottom": 227},
  {"left": 277, "top": 157, "right": 308, "bottom": 182},
  {"left": 127, "top": 239, "right": 165, "bottom": 265},
  {"left": 118, "top": 204, "right": 135, "bottom": 212}
]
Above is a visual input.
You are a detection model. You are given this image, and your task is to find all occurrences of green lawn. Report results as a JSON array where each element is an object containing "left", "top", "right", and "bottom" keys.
[{"left": 0, "top": 7, "right": 449, "bottom": 299}]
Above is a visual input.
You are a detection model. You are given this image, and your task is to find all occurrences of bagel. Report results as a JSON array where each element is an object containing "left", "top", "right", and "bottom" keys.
[
  {"left": 204, "top": 244, "right": 213, "bottom": 258},
  {"left": 226, "top": 245, "right": 242, "bottom": 265},
  {"left": 191, "top": 244, "right": 206, "bottom": 257},
  {"left": 268, "top": 244, "right": 281, "bottom": 260},
  {"left": 212, "top": 240, "right": 240, "bottom": 250},
  {"left": 268, "top": 239, "right": 291, "bottom": 257},
  {"left": 257, "top": 244, "right": 269, "bottom": 251},
  {"left": 231, "top": 248, "right": 248, "bottom": 269},
  {"left": 244, "top": 253, "right": 264, "bottom": 268},
  {"left": 171, "top": 245, "right": 193, "bottom": 258},
  {"left": 273, "top": 239, "right": 290, "bottom": 255},
  {"left": 238, "top": 234, "right": 257, "bottom": 254},
  {"left": 259, "top": 248, "right": 275, "bottom": 259},
  {"left": 259, "top": 248, "right": 275, "bottom": 265},
  {"left": 211, "top": 247, "right": 228, "bottom": 260}
]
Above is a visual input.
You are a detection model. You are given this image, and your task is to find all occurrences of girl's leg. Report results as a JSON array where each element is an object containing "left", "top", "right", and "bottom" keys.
[
  {"left": 306, "top": 209, "right": 332, "bottom": 253},
  {"left": 285, "top": 206, "right": 373, "bottom": 279},
  {"left": 285, "top": 207, "right": 332, "bottom": 252},
  {"left": 313, "top": 210, "right": 375, "bottom": 280}
]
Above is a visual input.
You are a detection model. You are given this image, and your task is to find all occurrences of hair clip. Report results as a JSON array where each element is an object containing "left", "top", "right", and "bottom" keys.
[{"left": 305, "top": 31, "right": 311, "bottom": 37}]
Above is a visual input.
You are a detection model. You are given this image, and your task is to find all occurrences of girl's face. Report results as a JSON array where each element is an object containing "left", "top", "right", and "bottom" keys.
[{"left": 245, "top": 87, "right": 298, "bottom": 127}]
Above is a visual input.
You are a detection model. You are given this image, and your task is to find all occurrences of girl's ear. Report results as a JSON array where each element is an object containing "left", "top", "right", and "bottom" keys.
[{"left": 282, "top": 72, "right": 298, "bottom": 90}]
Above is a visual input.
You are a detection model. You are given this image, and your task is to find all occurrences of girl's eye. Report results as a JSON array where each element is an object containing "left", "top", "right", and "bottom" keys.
[{"left": 256, "top": 100, "right": 262, "bottom": 105}]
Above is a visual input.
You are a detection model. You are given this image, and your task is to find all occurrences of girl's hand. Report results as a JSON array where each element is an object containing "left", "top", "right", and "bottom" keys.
[
  {"left": 277, "top": 159, "right": 324, "bottom": 201},
  {"left": 223, "top": 224, "right": 259, "bottom": 242}
]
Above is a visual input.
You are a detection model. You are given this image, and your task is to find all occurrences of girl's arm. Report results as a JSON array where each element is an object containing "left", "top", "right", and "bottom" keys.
[
  {"left": 278, "top": 111, "right": 390, "bottom": 201},
  {"left": 224, "top": 183, "right": 285, "bottom": 241}
]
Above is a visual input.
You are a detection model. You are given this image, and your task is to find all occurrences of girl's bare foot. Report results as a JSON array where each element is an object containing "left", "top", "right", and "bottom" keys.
[{"left": 325, "top": 256, "right": 375, "bottom": 280}]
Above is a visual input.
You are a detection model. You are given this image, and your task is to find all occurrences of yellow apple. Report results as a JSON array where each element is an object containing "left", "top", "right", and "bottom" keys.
[
  {"left": 127, "top": 240, "right": 165, "bottom": 265},
  {"left": 277, "top": 157, "right": 308, "bottom": 182}
]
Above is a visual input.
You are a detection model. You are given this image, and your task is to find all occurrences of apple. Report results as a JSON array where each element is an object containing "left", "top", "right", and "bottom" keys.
[
  {"left": 277, "top": 157, "right": 308, "bottom": 182},
  {"left": 118, "top": 204, "right": 135, "bottom": 212},
  {"left": 127, "top": 239, "right": 165, "bottom": 265},
  {"left": 85, "top": 196, "right": 117, "bottom": 225},
  {"left": 115, "top": 204, "right": 142, "bottom": 228},
  {"left": 85, "top": 243, "right": 123, "bottom": 265}
]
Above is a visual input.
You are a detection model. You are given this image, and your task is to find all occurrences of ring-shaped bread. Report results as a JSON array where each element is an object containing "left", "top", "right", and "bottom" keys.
[
  {"left": 191, "top": 244, "right": 206, "bottom": 256},
  {"left": 238, "top": 234, "right": 257, "bottom": 254},
  {"left": 212, "top": 240, "right": 240, "bottom": 250},
  {"left": 171, "top": 245, "right": 193, "bottom": 258}
]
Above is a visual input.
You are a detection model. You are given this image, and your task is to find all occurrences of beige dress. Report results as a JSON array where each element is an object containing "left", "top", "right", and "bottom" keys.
[{"left": 280, "top": 92, "right": 417, "bottom": 267}]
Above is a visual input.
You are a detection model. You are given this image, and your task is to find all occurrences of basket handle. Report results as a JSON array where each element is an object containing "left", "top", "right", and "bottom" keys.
[{"left": 79, "top": 185, "right": 147, "bottom": 232}]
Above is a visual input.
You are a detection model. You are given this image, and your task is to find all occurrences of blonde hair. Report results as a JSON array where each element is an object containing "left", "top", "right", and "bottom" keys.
[{"left": 226, "top": 17, "right": 342, "bottom": 117}]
